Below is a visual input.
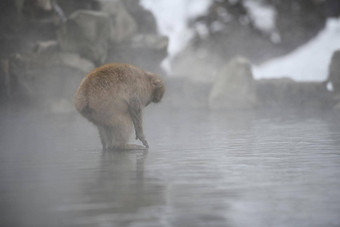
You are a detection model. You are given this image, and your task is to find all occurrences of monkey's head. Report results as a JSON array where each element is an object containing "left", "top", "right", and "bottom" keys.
[{"left": 147, "top": 72, "right": 165, "bottom": 103}]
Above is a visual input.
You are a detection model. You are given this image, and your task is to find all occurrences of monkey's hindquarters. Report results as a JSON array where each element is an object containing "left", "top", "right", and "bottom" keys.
[{"left": 74, "top": 82, "right": 90, "bottom": 116}]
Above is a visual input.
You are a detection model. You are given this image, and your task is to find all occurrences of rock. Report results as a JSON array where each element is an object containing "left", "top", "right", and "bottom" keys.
[
  {"left": 33, "top": 40, "right": 59, "bottom": 54},
  {"left": 9, "top": 49, "right": 95, "bottom": 111},
  {"left": 174, "top": 0, "right": 327, "bottom": 73},
  {"left": 34, "top": 0, "right": 53, "bottom": 11},
  {"left": 209, "top": 57, "right": 257, "bottom": 110},
  {"left": 57, "top": 10, "right": 111, "bottom": 65},
  {"left": 22, "top": 0, "right": 54, "bottom": 18},
  {"left": 172, "top": 44, "right": 221, "bottom": 82},
  {"left": 327, "top": 50, "right": 340, "bottom": 94},
  {"left": 130, "top": 34, "right": 168, "bottom": 51},
  {"left": 57, "top": 52, "right": 95, "bottom": 74},
  {"left": 255, "top": 78, "right": 332, "bottom": 109},
  {"left": 122, "top": 0, "right": 158, "bottom": 34},
  {"left": 255, "top": 77, "right": 295, "bottom": 107},
  {"left": 0, "top": 59, "right": 10, "bottom": 100},
  {"left": 56, "top": 0, "right": 100, "bottom": 16},
  {"left": 107, "top": 34, "right": 168, "bottom": 73},
  {"left": 99, "top": 0, "right": 138, "bottom": 43},
  {"left": 162, "top": 77, "right": 211, "bottom": 109},
  {"left": 332, "top": 94, "right": 340, "bottom": 110}
]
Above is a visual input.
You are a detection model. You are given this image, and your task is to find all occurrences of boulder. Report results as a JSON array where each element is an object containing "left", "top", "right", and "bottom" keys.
[
  {"left": 33, "top": 40, "right": 59, "bottom": 54},
  {"left": 122, "top": 0, "right": 158, "bottom": 34},
  {"left": 130, "top": 34, "right": 168, "bottom": 50},
  {"left": 22, "top": 0, "right": 53, "bottom": 18},
  {"left": 9, "top": 48, "right": 95, "bottom": 111},
  {"left": 107, "top": 34, "right": 168, "bottom": 73},
  {"left": 172, "top": 44, "right": 221, "bottom": 82},
  {"left": 333, "top": 94, "right": 340, "bottom": 110},
  {"left": 99, "top": 0, "right": 138, "bottom": 43},
  {"left": 327, "top": 50, "right": 340, "bottom": 94},
  {"left": 56, "top": 0, "right": 100, "bottom": 16},
  {"left": 255, "top": 77, "right": 295, "bottom": 107},
  {"left": 57, "top": 10, "right": 111, "bottom": 64},
  {"left": 162, "top": 77, "right": 211, "bottom": 109},
  {"left": 209, "top": 57, "right": 257, "bottom": 110},
  {"left": 255, "top": 78, "right": 332, "bottom": 109}
]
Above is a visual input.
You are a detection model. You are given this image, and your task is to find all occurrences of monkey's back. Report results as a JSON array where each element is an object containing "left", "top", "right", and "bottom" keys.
[{"left": 74, "top": 63, "right": 149, "bottom": 125}]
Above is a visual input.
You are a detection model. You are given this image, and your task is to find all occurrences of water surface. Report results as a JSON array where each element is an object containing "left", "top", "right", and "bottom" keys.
[{"left": 1, "top": 108, "right": 340, "bottom": 227}]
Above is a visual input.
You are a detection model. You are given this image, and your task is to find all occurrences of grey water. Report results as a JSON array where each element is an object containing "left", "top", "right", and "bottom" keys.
[{"left": 1, "top": 107, "right": 340, "bottom": 227}]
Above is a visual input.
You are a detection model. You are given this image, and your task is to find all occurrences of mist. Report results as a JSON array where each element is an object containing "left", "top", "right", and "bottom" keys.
[{"left": 1, "top": 0, "right": 340, "bottom": 226}]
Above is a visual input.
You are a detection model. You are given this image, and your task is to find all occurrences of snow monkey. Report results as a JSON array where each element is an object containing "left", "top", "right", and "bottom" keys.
[{"left": 74, "top": 63, "right": 165, "bottom": 150}]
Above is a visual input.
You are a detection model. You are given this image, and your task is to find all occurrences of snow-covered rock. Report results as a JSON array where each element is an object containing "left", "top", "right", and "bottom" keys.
[
  {"left": 141, "top": 0, "right": 211, "bottom": 57},
  {"left": 253, "top": 18, "right": 340, "bottom": 82}
]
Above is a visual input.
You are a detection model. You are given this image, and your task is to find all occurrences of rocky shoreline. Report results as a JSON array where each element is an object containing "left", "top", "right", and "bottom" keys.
[{"left": 0, "top": 0, "right": 339, "bottom": 112}]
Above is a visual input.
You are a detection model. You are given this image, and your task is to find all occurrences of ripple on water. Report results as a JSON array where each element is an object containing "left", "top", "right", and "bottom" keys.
[{"left": 1, "top": 110, "right": 340, "bottom": 227}]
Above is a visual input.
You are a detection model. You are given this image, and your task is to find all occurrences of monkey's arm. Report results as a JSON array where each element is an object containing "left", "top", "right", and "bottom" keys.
[{"left": 128, "top": 97, "right": 149, "bottom": 148}]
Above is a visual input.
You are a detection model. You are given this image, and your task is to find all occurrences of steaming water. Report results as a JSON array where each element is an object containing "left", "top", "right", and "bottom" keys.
[{"left": 1, "top": 108, "right": 340, "bottom": 227}]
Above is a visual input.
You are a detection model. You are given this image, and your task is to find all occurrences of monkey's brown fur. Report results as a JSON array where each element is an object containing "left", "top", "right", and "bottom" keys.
[{"left": 74, "top": 63, "right": 165, "bottom": 150}]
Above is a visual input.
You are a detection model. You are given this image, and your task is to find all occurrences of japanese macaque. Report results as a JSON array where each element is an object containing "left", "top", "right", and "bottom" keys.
[{"left": 74, "top": 63, "right": 165, "bottom": 150}]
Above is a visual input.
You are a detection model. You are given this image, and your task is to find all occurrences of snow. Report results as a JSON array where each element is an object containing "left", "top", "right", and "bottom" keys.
[
  {"left": 253, "top": 18, "right": 340, "bottom": 82},
  {"left": 140, "top": 1, "right": 340, "bottom": 82},
  {"left": 140, "top": 0, "right": 211, "bottom": 57},
  {"left": 141, "top": 0, "right": 279, "bottom": 55},
  {"left": 243, "top": 0, "right": 280, "bottom": 43},
  {"left": 244, "top": 1, "right": 276, "bottom": 35}
]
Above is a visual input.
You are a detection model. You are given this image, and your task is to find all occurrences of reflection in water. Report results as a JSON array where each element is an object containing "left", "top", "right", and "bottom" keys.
[
  {"left": 68, "top": 150, "right": 167, "bottom": 227},
  {"left": 0, "top": 109, "right": 340, "bottom": 226}
]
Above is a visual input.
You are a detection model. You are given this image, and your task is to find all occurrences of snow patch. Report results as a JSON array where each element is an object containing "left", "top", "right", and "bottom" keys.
[
  {"left": 253, "top": 18, "right": 340, "bottom": 82},
  {"left": 244, "top": 0, "right": 280, "bottom": 43},
  {"left": 244, "top": 1, "right": 276, "bottom": 34},
  {"left": 140, "top": 0, "right": 211, "bottom": 57}
]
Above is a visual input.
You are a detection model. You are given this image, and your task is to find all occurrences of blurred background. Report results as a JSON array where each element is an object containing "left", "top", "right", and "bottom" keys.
[
  {"left": 1, "top": 1, "right": 340, "bottom": 227},
  {"left": 0, "top": 0, "right": 340, "bottom": 111}
]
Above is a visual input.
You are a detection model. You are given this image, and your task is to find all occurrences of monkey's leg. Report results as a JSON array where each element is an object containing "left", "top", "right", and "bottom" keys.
[
  {"left": 98, "top": 125, "right": 112, "bottom": 150},
  {"left": 104, "top": 126, "right": 114, "bottom": 149},
  {"left": 108, "top": 115, "right": 147, "bottom": 150},
  {"left": 128, "top": 97, "right": 149, "bottom": 148}
]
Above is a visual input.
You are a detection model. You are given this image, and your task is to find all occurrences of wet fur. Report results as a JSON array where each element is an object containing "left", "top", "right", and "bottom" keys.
[{"left": 74, "top": 63, "right": 165, "bottom": 150}]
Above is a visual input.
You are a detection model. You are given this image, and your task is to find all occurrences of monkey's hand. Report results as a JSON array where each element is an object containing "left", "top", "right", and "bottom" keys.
[
  {"left": 136, "top": 133, "right": 149, "bottom": 148},
  {"left": 141, "top": 138, "right": 149, "bottom": 148},
  {"left": 128, "top": 97, "right": 149, "bottom": 148}
]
